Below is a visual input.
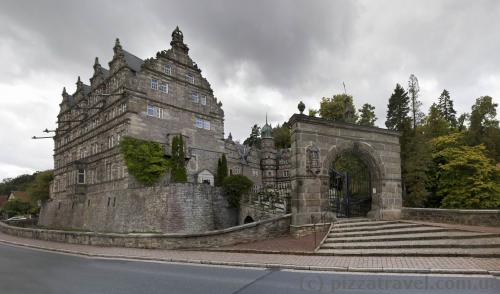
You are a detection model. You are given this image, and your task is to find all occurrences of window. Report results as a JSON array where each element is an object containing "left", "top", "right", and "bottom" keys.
[
  {"left": 108, "top": 135, "right": 115, "bottom": 148},
  {"left": 77, "top": 169, "right": 85, "bottom": 184},
  {"left": 283, "top": 170, "right": 289, "bottom": 177},
  {"left": 160, "top": 82, "right": 168, "bottom": 93},
  {"left": 186, "top": 73, "right": 194, "bottom": 83},
  {"left": 164, "top": 64, "right": 171, "bottom": 75},
  {"left": 195, "top": 117, "right": 204, "bottom": 128},
  {"left": 201, "top": 95, "right": 207, "bottom": 105},
  {"left": 150, "top": 79, "right": 158, "bottom": 90},
  {"left": 203, "top": 120, "right": 210, "bottom": 130},
  {"left": 233, "top": 166, "right": 241, "bottom": 175},
  {"left": 147, "top": 104, "right": 155, "bottom": 116},
  {"left": 191, "top": 92, "right": 199, "bottom": 103},
  {"left": 252, "top": 169, "right": 259, "bottom": 176}
]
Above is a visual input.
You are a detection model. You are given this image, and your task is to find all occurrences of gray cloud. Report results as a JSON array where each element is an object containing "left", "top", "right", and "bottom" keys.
[{"left": 0, "top": 0, "right": 499, "bottom": 180}]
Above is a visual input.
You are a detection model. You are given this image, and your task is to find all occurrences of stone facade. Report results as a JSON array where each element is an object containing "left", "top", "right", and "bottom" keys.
[
  {"left": 288, "top": 114, "right": 402, "bottom": 226},
  {"left": 401, "top": 207, "right": 500, "bottom": 227},
  {"left": 39, "top": 183, "right": 237, "bottom": 234}
]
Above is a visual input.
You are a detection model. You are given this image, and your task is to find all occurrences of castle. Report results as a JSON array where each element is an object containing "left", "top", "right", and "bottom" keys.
[{"left": 40, "top": 27, "right": 403, "bottom": 235}]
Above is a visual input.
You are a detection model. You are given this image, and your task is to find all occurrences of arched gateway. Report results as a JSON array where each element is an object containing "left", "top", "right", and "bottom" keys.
[{"left": 287, "top": 114, "right": 402, "bottom": 227}]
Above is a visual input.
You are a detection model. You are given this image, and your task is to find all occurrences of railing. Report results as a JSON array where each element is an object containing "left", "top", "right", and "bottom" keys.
[{"left": 241, "top": 188, "right": 292, "bottom": 214}]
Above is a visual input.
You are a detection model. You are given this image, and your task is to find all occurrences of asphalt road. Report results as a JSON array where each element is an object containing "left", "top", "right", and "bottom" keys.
[{"left": 0, "top": 243, "right": 498, "bottom": 294}]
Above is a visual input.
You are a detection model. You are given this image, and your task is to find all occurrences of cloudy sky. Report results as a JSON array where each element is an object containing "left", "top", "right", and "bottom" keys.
[{"left": 0, "top": 0, "right": 499, "bottom": 180}]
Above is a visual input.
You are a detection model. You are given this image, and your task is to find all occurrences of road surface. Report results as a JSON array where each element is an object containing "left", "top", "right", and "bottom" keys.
[{"left": 0, "top": 243, "right": 498, "bottom": 294}]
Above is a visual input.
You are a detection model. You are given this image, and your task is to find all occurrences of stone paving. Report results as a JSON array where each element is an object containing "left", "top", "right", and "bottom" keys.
[{"left": 1, "top": 231, "right": 499, "bottom": 275}]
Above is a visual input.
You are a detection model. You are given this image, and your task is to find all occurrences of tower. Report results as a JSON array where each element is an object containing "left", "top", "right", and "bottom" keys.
[{"left": 260, "top": 115, "right": 277, "bottom": 188}]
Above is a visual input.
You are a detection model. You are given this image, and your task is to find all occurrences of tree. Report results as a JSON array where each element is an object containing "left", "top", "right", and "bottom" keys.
[
  {"left": 467, "top": 96, "right": 499, "bottom": 160},
  {"left": 243, "top": 124, "right": 261, "bottom": 148},
  {"left": 27, "top": 170, "right": 53, "bottom": 203},
  {"left": 215, "top": 154, "right": 228, "bottom": 186},
  {"left": 385, "top": 84, "right": 410, "bottom": 132},
  {"left": 407, "top": 74, "right": 425, "bottom": 129},
  {"left": 1, "top": 199, "right": 32, "bottom": 217},
  {"left": 402, "top": 129, "right": 431, "bottom": 207},
  {"left": 0, "top": 174, "right": 36, "bottom": 195},
  {"left": 170, "top": 135, "right": 187, "bottom": 182},
  {"left": 222, "top": 175, "right": 253, "bottom": 208},
  {"left": 319, "top": 94, "right": 358, "bottom": 123},
  {"left": 423, "top": 103, "right": 451, "bottom": 139},
  {"left": 272, "top": 123, "right": 291, "bottom": 148},
  {"left": 457, "top": 113, "right": 470, "bottom": 131},
  {"left": 437, "top": 89, "right": 457, "bottom": 127},
  {"left": 357, "top": 103, "right": 377, "bottom": 126},
  {"left": 435, "top": 144, "right": 500, "bottom": 209},
  {"left": 308, "top": 109, "right": 318, "bottom": 117}
]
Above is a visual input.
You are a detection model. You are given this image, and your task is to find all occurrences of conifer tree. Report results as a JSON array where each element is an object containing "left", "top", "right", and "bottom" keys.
[
  {"left": 408, "top": 74, "right": 424, "bottom": 129},
  {"left": 357, "top": 103, "right": 377, "bottom": 126},
  {"left": 170, "top": 135, "right": 187, "bottom": 182},
  {"left": 385, "top": 84, "right": 410, "bottom": 132}
]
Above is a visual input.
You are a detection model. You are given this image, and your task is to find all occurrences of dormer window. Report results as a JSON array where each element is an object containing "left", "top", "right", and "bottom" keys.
[
  {"left": 150, "top": 79, "right": 158, "bottom": 90},
  {"left": 186, "top": 73, "right": 194, "bottom": 84},
  {"left": 164, "top": 64, "right": 172, "bottom": 75},
  {"left": 191, "top": 92, "right": 199, "bottom": 103}
]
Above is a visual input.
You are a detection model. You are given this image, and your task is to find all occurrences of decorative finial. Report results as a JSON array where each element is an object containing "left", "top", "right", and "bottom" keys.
[
  {"left": 228, "top": 132, "right": 233, "bottom": 141},
  {"left": 62, "top": 87, "right": 67, "bottom": 95},
  {"left": 113, "top": 38, "right": 123, "bottom": 56},
  {"left": 266, "top": 113, "right": 268, "bottom": 125},
  {"left": 115, "top": 38, "right": 121, "bottom": 47},
  {"left": 170, "top": 26, "right": 189, "bottom": 53},
  {"left": 94, "top": 57, "right": 99, "bottom": 65},
  {"left": 298, "top": 101, "right": 305, "bottom": 114}
]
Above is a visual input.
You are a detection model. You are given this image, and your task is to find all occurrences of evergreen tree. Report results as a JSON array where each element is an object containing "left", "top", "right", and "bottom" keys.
[
  {"left": 170, "top": 135, "right": 187, "bottom": 182},
  {"left": 385, "top": 84, "right": 410, "bottom": 132},
  {"left": 437, "top": 89, "right": 457, "bottom": 127},
  {"left": 243, "top": 124, "right": 261, "bottom": 147},
  {"left": 319, "top": 94, "right": 358, "bottom": 123},
  {"left": 424, "top": 103, "right": 451, "bottom": 138},
  {"left": 407, "top": 74, "right": 425, "bottom": 129},
  {"left": 457, "top": 113, "right": 470, "bottom": 131},
  {"left": 215, "top": 154, "right": 228, "bottom": 186},
  {"left": 357, "top": 103, "right": 377, "bottom": 126},
  {"left": 272, "top": 123, "right": 291, "bottom": 148}
]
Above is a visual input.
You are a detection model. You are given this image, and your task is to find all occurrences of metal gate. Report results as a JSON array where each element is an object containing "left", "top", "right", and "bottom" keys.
[{"left": 328, "top": 167, "right": 372, "bottom": 218}]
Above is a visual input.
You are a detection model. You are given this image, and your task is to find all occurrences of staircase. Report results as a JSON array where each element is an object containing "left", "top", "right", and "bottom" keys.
[{"left": 317, "top": 218, "right": 500, "bottom": 257}]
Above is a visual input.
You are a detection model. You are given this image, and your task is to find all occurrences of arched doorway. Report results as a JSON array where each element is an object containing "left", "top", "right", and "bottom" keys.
[
  {"left": 243, "top": 216, "right": 254, "bottom": 224},
  {"left": 329, "top": 152, "right": 372, "bottom": 218}
]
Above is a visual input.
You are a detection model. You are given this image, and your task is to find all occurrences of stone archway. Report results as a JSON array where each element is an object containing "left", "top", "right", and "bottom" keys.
[
  {"left": 288, "top": 114, "right": 402, "bottom": 227},
  {"left": 243, "top": 216, "right": 254, "bottom": 224}
]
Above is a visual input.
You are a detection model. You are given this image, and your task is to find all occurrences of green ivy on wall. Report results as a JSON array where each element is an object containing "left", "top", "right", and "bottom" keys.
[{"left": 119, "top": 136, "right": 170, "bottom": 185}]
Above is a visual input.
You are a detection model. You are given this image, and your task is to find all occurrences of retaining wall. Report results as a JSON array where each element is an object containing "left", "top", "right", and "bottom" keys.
[
  {"left": 0, "top": 214, "right": 291, "bottom": 249},
  {"left": 401, "top": 207, "right": 500, "bottom": 227}
]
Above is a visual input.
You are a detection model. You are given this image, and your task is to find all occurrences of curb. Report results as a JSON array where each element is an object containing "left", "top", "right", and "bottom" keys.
[{"left": 1, "top": 238, "right": 498, "bottom": 277}]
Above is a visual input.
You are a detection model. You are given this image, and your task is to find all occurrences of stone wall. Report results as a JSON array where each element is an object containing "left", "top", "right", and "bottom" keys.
[
  {"left": 39, "top": 183, "right": 237, "bottom": 234},
  {"left": 1, "top": 214, "right": 291, "bottom": 249},
  {"left": 401, "top": 207, "right": 500, "bottom": 227}
]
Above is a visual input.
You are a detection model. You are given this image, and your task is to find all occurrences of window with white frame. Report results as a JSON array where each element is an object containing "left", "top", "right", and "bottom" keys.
[
  {"left": 233, "top": 166, "right": 241, "bottom": 175},
  {"left": 191, "top": 92, "right": 199, "bottom": 103},
  {"left": 146, "top": 104, "right": 163, "bottom": 118},
  {"left": 283, "top": 170, "right": 289, "bottom": 177},
  {"left": 77, "top": 169, "right": 85, "bottom": 184},
  {"left": 160, "top": 82, "right": 168, "bottom": 93},
  {"left": 252, "top": 169, "right": 259, "bottom": 176},
  {"left": 147, "top": 104, "right": 155, "bottom": 116},
  {"left": 201, "top": 95, "right": 207, "bottom": 105},
  {"left": 186, "top": 72, "right": 194, "bottom": 83},
  {"left": 203, "top": 120, "right": 210, "bottom": 130},
  {"left": 164, "top": 64, "right": 171, "bottom": 75},
  {"left": 195, "top": 117, "right": 204, "bottom": 128},
  {"left": 150, "top": 79, "right": 158, "bottom": 90}
]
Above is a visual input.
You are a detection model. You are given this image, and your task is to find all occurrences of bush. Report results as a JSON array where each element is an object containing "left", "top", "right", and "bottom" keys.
[
  {"left": 119, "top": 136, "right": 170, "bottom": 185},
  {"left": 222, "top": 175, "right": 253, "bottom": 208},
  {"left": 1, "top": 199, "right": 32, "bottom": 217}
]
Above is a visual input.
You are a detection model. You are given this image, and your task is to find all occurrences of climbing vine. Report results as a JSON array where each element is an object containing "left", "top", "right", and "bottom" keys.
[{"left": 119, "top": 136, "right": 170, "bottom": 185}]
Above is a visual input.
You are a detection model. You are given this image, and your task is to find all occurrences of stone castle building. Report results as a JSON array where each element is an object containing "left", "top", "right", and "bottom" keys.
[{"left": 40, "top": 27, "right": 402, "bottom": 235}]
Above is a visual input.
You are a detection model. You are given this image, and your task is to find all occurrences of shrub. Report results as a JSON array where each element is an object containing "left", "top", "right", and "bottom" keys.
[
  {"left": 1, "top": 199, "right": 32, "bottom": 217},
  {"left": 222, "top": 175, "right": 253, "bottom": 208}
]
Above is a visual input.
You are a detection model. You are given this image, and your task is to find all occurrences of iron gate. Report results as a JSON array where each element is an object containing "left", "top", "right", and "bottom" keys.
[{"left": 328, "top": 167, "right": 372, "bottom": 218}]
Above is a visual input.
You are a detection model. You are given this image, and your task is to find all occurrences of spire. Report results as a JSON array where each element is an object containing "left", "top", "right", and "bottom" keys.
[
  {"left": 261, "top": 114, "right": 273, "bottom": 138},
  {"left": 62, "top": 87, "right": 68, "bottom": 96},
  {"left": 228, "top": 132, "right": 233, "bottom": 141},
  {"left": 266, "top": 113, "right": 268, "bottom": 125},
  {"left": 93, "top": 57, "right": 101, "bottom": 72},
  {"left": 76, "top": 76, "right": 83, "bottom": 90},
  {"left": 170, "top": 26, "right": 189, "bottom": 53},
  {"left": 113, "top": 38, "right": 124, "bottom": 57}
]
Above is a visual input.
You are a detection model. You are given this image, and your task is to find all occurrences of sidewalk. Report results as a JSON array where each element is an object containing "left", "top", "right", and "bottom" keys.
[{"left": 1, "top": 231, "right": 499, "bottom": 276}]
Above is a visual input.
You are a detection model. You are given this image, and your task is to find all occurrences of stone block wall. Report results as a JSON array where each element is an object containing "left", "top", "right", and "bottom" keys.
[
  {"left": 401, "top": 207, "right": 500, "bottom": 227},
  {"left": 39, "top": 183, "right": 237, "bottom": 234},
  {"left": 2, "top": 214, "right": 291, "bottom": 250}
]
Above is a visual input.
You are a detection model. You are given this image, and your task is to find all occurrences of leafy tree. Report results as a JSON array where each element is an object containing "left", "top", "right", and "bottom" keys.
[
  {"left": 407, "top": 74, "right": 425, "bottom": 129},
  {"left": 243, "top": 124, "right": 261, "bottom": 148},
  {"left": 215, "top": 154, "right": 228, "bottom": 187},
  {"left": 424, "top": 103, "right": 452, "bottom": 139},
  {"left": 385, "top": 84, "right": 411, "bottom": 132},
  {"left": 319, "top": 94, "right": 358, "bottom": 123},
  {"left": 457, "top": 113, "right": 470, "bottom": 131},
  {"left": 434, "top": 144, "right": 500, "bottom": 209},
  {"left": 170, "top": 135, "right": 187, "bottom": 183},
  {"left": 1, "top": 199, "right": 32, "bottom": 217},
  {"left": 0, "top": 174, "right": 36, "bottom": 195},
  {"left": 222, "top": 175, "right": 253, "bottom": 208},
  {"left": 467, "top": 96, "right": 499, "bottom": 160},
  {"left": 119, "top": 136, "right": 170, "bottom": 185},
  {"left": 272, "top": 123, "right": 291, "bottom": 148},
  {"left": 437, "top": 89, "right": 457, "bottom": 127},
  {"left": 357, "top": 103, "right": 377, "bottom": 126},
  {"left": 27, "top": 170, "right": 53, "bottom": 203},
  {"left": 308, "top": 109, "right": 318, "bottom": 117}
]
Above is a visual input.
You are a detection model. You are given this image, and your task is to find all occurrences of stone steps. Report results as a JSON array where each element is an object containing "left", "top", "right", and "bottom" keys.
[
  {"left": 317, "top": 218, "right": 500, "bottom": 257},
  {"left": 321, "top": 237, "right": 500, "bottom": 249},
  {"left": 316, "top": 247, "right": 500, "bottom": 257},
  {"left": 324, "top": 231, "right": 500, "bottom": 243}
]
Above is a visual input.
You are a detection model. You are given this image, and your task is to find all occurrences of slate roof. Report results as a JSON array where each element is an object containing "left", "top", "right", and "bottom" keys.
[{"left": 123, "top": 50, "right": 144, "bottom": 72}]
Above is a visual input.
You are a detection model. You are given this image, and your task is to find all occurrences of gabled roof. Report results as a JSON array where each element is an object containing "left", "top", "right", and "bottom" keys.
[
  {"left": 123, "top": 50, "right": 144, "bottom": 72},
  {"left": 8, "top": 191, "right": 30, "bottom": 203}
]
